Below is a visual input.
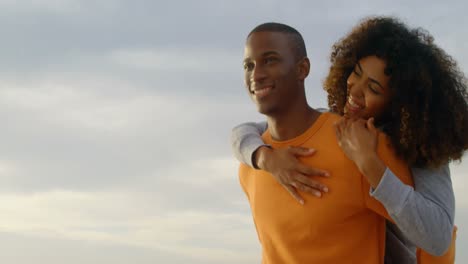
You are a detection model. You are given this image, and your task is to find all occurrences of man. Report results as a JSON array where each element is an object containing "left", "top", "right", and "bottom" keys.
[{"left": 238, "top": 22, "right": 414, "bottom": 264}]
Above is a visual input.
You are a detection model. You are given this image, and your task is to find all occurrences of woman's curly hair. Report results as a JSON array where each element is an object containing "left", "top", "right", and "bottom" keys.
[{"left": 323, "top": 16, "right": 468, "bottom": 168}]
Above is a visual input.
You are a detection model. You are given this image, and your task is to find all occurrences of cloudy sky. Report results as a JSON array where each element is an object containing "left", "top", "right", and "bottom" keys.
[{"left": 0, "top": 0, "right": 467, "bottom": 263}]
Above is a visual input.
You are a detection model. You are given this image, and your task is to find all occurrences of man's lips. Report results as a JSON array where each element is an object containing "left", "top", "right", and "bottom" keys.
[{"left": 251, "top": 86, "right": 273, "bottom": 98}]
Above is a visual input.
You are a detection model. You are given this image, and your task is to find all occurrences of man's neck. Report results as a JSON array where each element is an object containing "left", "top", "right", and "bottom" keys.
[{"left": 267, "top": 103, "right": 321, "bottom": 142}]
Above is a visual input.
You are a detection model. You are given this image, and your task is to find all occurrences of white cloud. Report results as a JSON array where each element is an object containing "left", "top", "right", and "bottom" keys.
[
  {"left": 0, "top": 190, "right": 259, "bottom": 262},
  {"left": 0, "top": 78, "right": 195, "bottom": 133},
  {"left": 0, "top": 0, "right": 467, "bottom": 262},
  {"left": 109, "top": 48, "right": 240, "bottom": 73}
]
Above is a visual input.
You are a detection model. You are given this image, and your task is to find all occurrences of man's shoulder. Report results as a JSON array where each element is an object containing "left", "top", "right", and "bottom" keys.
[
  {"left": 320, "top": 111, "right": 341, "bottom": 123},
  {"left": 311, "top": 112, "right": 341, "bottom": 134}
]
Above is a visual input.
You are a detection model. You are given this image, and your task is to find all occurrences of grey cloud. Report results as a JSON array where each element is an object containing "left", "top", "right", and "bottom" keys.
[
  {"left": 0, "top": 0, "right": 467, "bottom": 263},
  {"left": 0, "top": 231, "right": 256, "bottom": 264}
]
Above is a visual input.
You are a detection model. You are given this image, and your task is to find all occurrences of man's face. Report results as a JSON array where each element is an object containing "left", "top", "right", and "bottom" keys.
[{"left": 243, "top": 31, "right": 301, "bottom": 116}]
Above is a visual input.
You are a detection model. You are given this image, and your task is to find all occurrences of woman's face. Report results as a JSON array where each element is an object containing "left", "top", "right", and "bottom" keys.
[{"left": 344, "top": 55, "right": 392, "bottom": 121}]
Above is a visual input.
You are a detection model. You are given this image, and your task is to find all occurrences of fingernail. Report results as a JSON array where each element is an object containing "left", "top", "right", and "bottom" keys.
[
  {"left": 323, "top": 187, "right": 329, "bottom": 192},
  {"left": 324, "top": 172, "right": 330, "bottom": 177},
  {"left": 315, "top": 192, "right": 322, "bottom": 197},
  {"left": 308, "top": 148, "right": 316, "bottom": 153},
  {"left": 300, "top": 199, "right": 304, "bottom": 205}
]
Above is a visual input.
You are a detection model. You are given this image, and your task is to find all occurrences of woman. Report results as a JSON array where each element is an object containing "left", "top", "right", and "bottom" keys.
[{"left": 231, "top": 17, "right": 467, "bottom": 263}]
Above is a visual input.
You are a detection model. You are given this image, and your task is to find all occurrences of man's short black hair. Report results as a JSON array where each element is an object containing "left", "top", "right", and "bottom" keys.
[{"left": 248, "top": 22, "right": 307, "bottom": 60}]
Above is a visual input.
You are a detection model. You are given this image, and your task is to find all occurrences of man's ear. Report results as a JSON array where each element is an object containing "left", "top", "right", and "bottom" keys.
[{"left": 297, "top": 57, "right": 310, "bottom": 81}]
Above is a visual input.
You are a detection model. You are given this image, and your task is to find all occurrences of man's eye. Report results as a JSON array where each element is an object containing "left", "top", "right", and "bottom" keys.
[{"left": 265, "top": 57, "right": 277, "bottom": 64}]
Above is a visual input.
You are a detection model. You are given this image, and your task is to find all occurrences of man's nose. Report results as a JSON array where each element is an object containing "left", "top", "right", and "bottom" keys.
[{"left": 251, "top": 64, "right": 267, "bottom": 82}]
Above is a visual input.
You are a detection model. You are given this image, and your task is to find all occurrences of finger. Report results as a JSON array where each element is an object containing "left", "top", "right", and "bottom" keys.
[
  {"left": 367, "top": 117, "right": 378, "bottom": 134},
  {"left": 350, "top": 119, "right": 365, "bottom": 131},
  {"left": 346, "top": 118, "right": 360, "bottom": 132},
  {"left": 335, "top": 117, "right": 345, "bottom": 128},
  {"left": 297, "top": 164, "right": 330, "bottom": 177},
  {"left": 288, "top": 146, "right": 316, "bottom": 157},
  {"left": 295, "top": 174, "right": 329, "bottom": 194},
  {"left": 339, "top": 116, "right": 347, "bottom": 126},
  {"left": 335, "top": 119, "right": 344, "bottom": 135},
  {"left": 293, "top": 178, "right": 325, "bottom": 197},
  {"left": 334, "top": 122, "right": 343, "bottom": 143},
  {"left": 343, "top": 118, "right": 352, "bottom": 131},
  {"left": 284, "top": 185, "right": 305, "bottom": 205},
  {"left": 355, "top": 118, "right": 367, "bottom": 126},
  {"left": 340, "top": 118, "right": 350, "bottom": 136},
  {"left": 341, "top": 117, "right": 350, "bottom": 130}
]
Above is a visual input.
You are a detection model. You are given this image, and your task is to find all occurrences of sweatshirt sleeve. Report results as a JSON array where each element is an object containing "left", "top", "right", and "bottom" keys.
[
  {"left": 363, "top": 132, "right": 414, "bottom": 225},
  {"left": 370, "top": 165, "right": 455, "bottom": 256},
  {"left": 230, "top": 121, "right": 268, "bottom": 168}
]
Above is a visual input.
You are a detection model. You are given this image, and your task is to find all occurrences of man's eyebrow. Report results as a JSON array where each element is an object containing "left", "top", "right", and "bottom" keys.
[
  {"left": 244, "top": 51, "right": 281, "bottom": 63},
  {"left": 262, "top": 51, "right": 280, "bottom": 57}
]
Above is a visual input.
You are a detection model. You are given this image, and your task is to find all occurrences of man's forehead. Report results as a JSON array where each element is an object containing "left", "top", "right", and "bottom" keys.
[
  {"left": 246, "top": 31, "right": 290, "bottom": 44},
  {"left": 244, "top": 31, "right": 292, "bottom": 56}
]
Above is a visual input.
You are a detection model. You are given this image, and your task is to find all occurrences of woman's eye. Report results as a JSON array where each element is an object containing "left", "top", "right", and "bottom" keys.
[
  {"left": 244, "top": 63, "right": 254, "bottom": 71},
  {"left": 368, "top": 85, "right": 380, "bottom": 94},
  {"left": 353, "top": 66, "right": 361, "bottom": 76}
]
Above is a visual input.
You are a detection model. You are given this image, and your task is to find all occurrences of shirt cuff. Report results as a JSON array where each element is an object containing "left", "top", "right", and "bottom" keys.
[
  {"left": 239, "top": 136, "right": 269, "bottom": 168},
  {"left": 369, "top": 167, "right": 412, "bottom": 216}
]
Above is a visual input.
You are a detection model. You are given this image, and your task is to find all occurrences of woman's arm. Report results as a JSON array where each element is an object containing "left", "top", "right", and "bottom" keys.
[
  {"left": 334, "top": 117, "right": 455, "bottom": 255},
  {"left": 231, "top": 121, "right": 330, "bottom": 204},
  {"left": 230, "top": 121, "right": 268, "bottom": 167},
  {"left": 371, "top": 165, "right": 455, "bottom": 256}
]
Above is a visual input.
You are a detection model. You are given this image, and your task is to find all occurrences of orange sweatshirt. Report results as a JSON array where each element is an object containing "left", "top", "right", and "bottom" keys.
[{"left": 239, "top": 112, "right": 414, "bottom": 264}]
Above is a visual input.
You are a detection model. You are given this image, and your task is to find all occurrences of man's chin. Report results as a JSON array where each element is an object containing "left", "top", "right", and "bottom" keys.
[{"left": 256, "top": 104, "right": 276, "bottom": 116}]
